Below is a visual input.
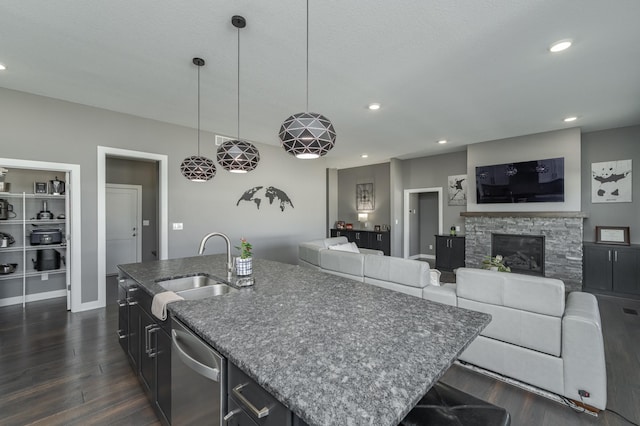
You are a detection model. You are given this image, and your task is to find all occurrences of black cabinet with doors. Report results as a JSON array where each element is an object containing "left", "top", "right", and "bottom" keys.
[
  {"left": 435, "top": 235, "right": 465, "bottom": 271},
  {"left": 583, "top": 243, "right": 640, "bottom": 297},
  {"left": 117, "top": 272, "right": 171, "bottom": 425},
  {"left": 330, "top": 229, "right": 390, "bottom": 256}
]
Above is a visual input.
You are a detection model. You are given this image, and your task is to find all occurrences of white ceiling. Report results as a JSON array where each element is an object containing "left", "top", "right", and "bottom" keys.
[{"left": 1, "top": 1, "right": 639, "bottom": 169}]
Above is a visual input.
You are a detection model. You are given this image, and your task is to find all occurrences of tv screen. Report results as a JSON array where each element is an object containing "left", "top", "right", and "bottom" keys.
[{"left": 476, "top": 157, "right": 564, "bottom": 203}]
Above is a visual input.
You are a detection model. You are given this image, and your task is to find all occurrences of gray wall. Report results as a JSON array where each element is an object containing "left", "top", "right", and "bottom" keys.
[
  {"left": 337, "top": 162, "right": 390, "bottom": 229},
  {"left": 0, "top": 87, "right": 327, "bottom": 305},
  {"left": 581, "top": 125, "right": 640, "bottom": 244},
  {"left": 106, "top": 157, "right": 159, "bottom": 262}
]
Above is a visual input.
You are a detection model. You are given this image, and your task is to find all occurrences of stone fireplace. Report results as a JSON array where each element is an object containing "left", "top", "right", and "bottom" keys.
[{"left": 462, "top": 212, "right": 586, "bottom": 292}]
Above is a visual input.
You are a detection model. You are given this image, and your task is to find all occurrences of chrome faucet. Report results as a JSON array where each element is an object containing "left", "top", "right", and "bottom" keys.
[{"left": 198, "top": 232, "right": 233, "bottom": 281}]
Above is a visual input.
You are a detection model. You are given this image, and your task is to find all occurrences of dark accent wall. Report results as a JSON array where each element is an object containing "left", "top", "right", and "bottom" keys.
[
  {"left": 106, "top": 157, "right": 159, "bottom": 262},
  {"left": 581, "top": 125, "right": 640, "bottom": 244}
]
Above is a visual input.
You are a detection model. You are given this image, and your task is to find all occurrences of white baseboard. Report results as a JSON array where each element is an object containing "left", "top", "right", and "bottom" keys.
[
  {"left": 0, "top": 289, "right": 67, "bottom": 307},
  {"left": 77, "top": 300, "right": 105, "bottom": 312}
]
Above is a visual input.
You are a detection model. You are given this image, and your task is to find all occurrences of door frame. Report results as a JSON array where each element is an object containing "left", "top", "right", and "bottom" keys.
[
  {"left": 97, "top": 147, "right": 168, "bottom": 309},
  {"left": 0, "top": 157, "right": 82, "bottom": 312},
  {"left": 403, "top": 187, "right": 443, "bottom": 259},
  {"left": 106, "top": 183, "right": 143, "bottom": 272}
]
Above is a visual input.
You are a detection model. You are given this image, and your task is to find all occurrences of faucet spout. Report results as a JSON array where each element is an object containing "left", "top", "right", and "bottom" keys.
[{"left": 198, "top": 232, "right": 233, "bottom": 281}]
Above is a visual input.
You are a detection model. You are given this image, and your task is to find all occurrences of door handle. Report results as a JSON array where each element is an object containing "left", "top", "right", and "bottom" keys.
[
  {"left": 127, "top": 297, "right": 138, "bottom": 306},
  {"left": 117, "top": 329, "right": 127, "bottom": 340},
  {"left": 117, "top": 299, "right": 126, "bottom": 307},
  {"left": 147, "top": 326, "right": 160, "bottom": 358},
  {"left": 614, "top": 251, "right": 618, "bottom": 262},
  {"left": 232, "top": 383, "right": 271, "bottom": 418},
  {"left": 223, "top": 409, "right": 243, "bottom": 421},
  {"left": 608, "top": 250, "right": 611, "bottom": 262},
  {"left": 171, "top": 329, "right": 220, "bottom": 381},
  {"left": 144, "top": 324, "right": 154, "bottom": 354}
]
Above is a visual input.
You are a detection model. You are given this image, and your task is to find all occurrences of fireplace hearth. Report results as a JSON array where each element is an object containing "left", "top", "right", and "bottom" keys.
[{"left": 491, "top": 233, "right": 545, "bottom": 276}]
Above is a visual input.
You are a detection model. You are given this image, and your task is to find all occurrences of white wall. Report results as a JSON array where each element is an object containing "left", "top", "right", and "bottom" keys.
[
  {"left": 467, "top": 128, "right": 581, "bottom": 211},
  {"left": 0, "top": 87, "right": 326, "bottom": 305}
]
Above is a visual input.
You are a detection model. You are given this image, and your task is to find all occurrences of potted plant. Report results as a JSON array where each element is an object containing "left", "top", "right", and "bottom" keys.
[
  {"left": 235, "top": 238, "right": 253, "bottom": 276},
  {"left": 482, "top": 254, "right": 511, "bottom": 272}
]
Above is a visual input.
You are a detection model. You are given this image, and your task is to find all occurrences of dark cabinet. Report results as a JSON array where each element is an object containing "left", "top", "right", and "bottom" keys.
[
  {"left": 435, "top": 235, "right": 465, "bottom": 271},
  {"left": 330, "top": 229, "right": 390, "bottom": 255},
  {"left": 118, "top": 273, "right": 171, "bottom": 425},
  {"left": 583, "top": 243, "right": 640, "bottom": 296}
]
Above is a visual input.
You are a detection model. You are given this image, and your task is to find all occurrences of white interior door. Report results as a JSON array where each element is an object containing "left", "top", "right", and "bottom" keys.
[{"left": 106, "top": 184, "right": 142, "bottom": 275}]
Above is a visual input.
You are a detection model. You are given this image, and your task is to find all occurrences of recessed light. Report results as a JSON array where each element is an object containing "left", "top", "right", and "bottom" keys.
[
  {"left": 437, "top": 140, "right": 447, "bottom": 144},
  {"left": 361, "top": 154, "right": 369, "bottom": 158},
  {"left": 549, "top": 40, "right": 572, "bottom": 53},
  {"left": 564, "top": 116, "right": 577, "bottom": 122},
  {"left": 368, "top": 103, "right": 381, "bottom": 111},
  {"left": 0, "top": 63, "right": 6, "bottom": 71}
]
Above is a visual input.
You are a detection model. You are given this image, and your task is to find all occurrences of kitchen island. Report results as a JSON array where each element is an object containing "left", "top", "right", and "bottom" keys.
[{"left": 119, "top": 254, "right": 491, "bottom": 426}]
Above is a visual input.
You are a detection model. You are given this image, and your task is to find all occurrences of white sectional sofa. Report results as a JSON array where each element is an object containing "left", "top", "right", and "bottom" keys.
[
  {"left": 299, "top": 237, "right": 607, "bottom": 411},
  {"left": 299, "top": 236, "right": 440, "bottom": 297}
]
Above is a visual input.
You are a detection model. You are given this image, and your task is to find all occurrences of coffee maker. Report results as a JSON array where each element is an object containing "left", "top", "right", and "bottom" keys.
[
  {"left": 0, "top": 199, "right": 15, "bottom": 220},
  {"left": 50, "top": 177, "right": 65, "bottom": 195}
]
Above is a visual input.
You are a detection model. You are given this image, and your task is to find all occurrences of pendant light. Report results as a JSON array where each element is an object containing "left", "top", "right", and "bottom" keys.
[
  {"left": 180, "top": 58, "right": 216, "bottom": 182},
  {"left": 217, "top": 15, "right": 260, "bottom": 173},
  {"left": 279, "top": 0, "right": 336, "bottom": 159}
]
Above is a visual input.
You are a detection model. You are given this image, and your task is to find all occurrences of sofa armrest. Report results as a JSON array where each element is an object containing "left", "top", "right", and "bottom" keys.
[
  {"left": 423, "top": 284, "right": 457, "bottom": 306},
  {"left": 359, "top": 248, "right": 384, "bottom": 256},
  {"left": 562, "top": 292, "right": 607, "bottom": 410}
]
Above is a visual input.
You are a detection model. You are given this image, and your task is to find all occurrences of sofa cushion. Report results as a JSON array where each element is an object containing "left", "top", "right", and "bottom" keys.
[
  {"left": 319, "top": 249, "right": 365, "bottom": 278},
  {"left": 364, "top": 255, "right": 430, "bottom": 288},
  {"left": 456, "top": 268, "right": 565, "bottom": 317},
  {"left": 328, "top": 242, "right": 360, "bottom": 253},
  {"left": 423, "top": 283, "right": 457, "bottom": 306},
  {"left": 458, "top": 298, "right": 562, "bottom": 356},
  {"left": 299, "top": 237, "right": 349, "bottom": 267}
]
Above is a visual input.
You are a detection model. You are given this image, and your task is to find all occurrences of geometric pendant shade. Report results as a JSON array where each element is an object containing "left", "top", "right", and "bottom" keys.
[
  {"left": 217, "top": 15, "right": 260, "bottom": 173},
  {"left": 181, "top": 57, "right": 216, "bottom": 182},
  {"left": 279, "top": 0, "right": 336, "bottom": 159},
  {"left": 217, "top": 139, "right": 260, "bottom": 173},
  {"left": 279, "top": 112, "right": 336, "bottom": 159}
]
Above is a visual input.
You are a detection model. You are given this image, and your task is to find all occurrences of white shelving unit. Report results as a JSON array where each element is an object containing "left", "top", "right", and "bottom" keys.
[{"left": 0, "top": 175, "right": 70, "bottom": 307}]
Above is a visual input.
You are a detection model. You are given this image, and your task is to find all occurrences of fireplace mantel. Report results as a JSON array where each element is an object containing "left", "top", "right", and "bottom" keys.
[{"left": 461, "top": 211, "right": 587, "bottom": 218}]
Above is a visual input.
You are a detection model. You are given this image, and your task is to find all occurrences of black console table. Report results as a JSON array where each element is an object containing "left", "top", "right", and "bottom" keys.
[
  {"left": 583, "top": 242, "right": 640, "bottom": 297},
  {"left": 435, "top": 235, "right": 466, "bottom": 272},
  {"left": 330, "top": 229, "right": 390, "bottom": 256}
]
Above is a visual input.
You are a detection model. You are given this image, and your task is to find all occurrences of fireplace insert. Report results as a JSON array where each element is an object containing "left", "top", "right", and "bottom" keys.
[{"left": 491, "top": 233, "right": 545, "bottom": 276}]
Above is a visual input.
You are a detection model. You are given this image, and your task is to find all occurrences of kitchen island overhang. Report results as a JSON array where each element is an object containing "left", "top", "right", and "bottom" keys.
[{"left": 119, "top": 254, "right": 490, "bottom": 426}]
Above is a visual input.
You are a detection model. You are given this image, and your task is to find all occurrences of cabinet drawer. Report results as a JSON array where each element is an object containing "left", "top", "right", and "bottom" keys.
[{"left": 228, "top": 363, "right": 291, "bottom": 426}]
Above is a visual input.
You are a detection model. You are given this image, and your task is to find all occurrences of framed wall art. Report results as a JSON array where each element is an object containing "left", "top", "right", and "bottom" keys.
[
  {"left": 595, "top": 226, "right": 630, "bottom": 245},
  {"left": 591, "top": 159, "right": 632, "bottom": 203},
  {"left": 356, "top": 183, "right": 374, "bottom": 211},
  {"left": 448, "top": 174, "right": 467, "bottom": 206}
]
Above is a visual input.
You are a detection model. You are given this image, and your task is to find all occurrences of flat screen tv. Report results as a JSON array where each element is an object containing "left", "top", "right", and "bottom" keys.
[{"left": 476, "top": 157, "right": 564, "bottom": 203}]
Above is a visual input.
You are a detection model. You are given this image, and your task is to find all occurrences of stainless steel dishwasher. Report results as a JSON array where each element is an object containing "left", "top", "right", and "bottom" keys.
[{"left": 171, "top": 318, "right": 227, "bottom": 425}]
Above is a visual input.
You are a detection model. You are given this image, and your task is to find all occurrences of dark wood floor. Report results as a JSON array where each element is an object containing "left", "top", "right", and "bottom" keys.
[{"left": 0, "top": 293, "right": 638, "bottom": 425}]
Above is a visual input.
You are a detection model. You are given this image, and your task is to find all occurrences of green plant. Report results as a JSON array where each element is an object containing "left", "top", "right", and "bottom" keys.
[
  {"left": 236, "top": 238, "right": 252, "bottom": 259},
  {"left": 482, "top": 254, "right": 511, "bottom": 272}
]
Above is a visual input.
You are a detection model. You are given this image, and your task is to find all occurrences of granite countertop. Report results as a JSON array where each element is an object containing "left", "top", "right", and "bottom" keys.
[{"left": 118, "top": 254, "right": 490, "bottom": 426}]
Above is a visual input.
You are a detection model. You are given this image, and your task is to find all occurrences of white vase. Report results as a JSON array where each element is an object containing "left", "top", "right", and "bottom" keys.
[
  {"left": 490, "top": 266, "right": 498, "bottom": 272},
  {"left": 236, "top": 257, "right": 252, "bottom": 276}
]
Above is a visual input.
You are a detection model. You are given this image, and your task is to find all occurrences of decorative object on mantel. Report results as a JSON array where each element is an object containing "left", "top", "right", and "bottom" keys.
[
  {"left": 235, "top": 237, "right": 253, "bottom": 276},
  {"left": 374, "top": 225, "right": 381, "bottom": 232},
  {"left": 447, "top": 174, "right": 467, "bottom": 206},
  {"left": 217, "top": 16, "right": 260, "bottom": 173},
  {"left": 236, "top": 186, "right": 294, "bottom": 211},
  {"left": 482, "top": 255, "right": 511, "bottom": 272},
  {"left": 356, "top": 182, "right": 374, "bottom": 211},
  {"left": 591, "top": 159, "right": 632, "bottom": 203},
  {"left": 180, "top": 58, "right": 216, "bottom": 182},
  {"left": 595, "top": 226, "right": 630, "bottom": 245},
  {"left": 279, "top": 0, "right": 336, "bottom": 159}
]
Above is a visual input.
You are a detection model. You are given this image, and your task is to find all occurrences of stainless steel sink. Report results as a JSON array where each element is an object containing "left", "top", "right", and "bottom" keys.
[
  {"left": 156, "top": 274, "right": 237, "bottom": 300},
  {"left": 176, "top": 284, "right": 237, "bottom": 300}
]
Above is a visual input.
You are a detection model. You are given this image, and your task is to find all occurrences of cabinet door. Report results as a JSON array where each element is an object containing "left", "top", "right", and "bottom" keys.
[
  {"left": 128, "top": 303, "right": 141, "bottom": 370},
  {"left": 155, "top": 328, "right": 172, "bottom": 424},
  {"left": 370, "top": 232, "right": 390, "bottom": 256},
  {"left": 330, "top": 229, "right": 339, "bottom": 238},
  {"left": 450, "top": 238, "right": 466, "bottom": 270},
  {"left": 435, "top": 237, "right": 450, "bottom": 270},
  {"left": 117, "top": 284, "right": 128, "bottom": 353},
  {"left": 353, "top": 230, "right": 368, "bottom": 248},
  {"left": 583, "top": 245, "right": 613, "bottom": 291},
  {"left": 612, "top": 248, "right": 640, "bottom": 295},
  {"left": 139, "top": 308, "right": 156, "bottom": 398}
]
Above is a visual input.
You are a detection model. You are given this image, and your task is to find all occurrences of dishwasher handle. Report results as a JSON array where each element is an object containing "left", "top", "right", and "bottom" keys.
[{"left": 171, "top": 329, "right": 220, "bottom": 382}]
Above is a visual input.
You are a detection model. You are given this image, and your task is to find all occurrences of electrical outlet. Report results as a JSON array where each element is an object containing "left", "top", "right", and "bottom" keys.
[
  {"left": 455, "top": 225, "right": 461, "bottom": 232},
  {"left": 172, "top": 223, "right": 183, "bottom": 230},
  {"left": 429, "top": 245, "right": 433, "bottom": 250}
]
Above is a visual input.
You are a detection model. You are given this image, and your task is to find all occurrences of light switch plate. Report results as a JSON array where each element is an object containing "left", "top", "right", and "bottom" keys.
[
  {"left": 143, "top": 220, "right": 150, "bottom": 226},
  {"left": 41, "top": 273, "right": 49, "bottom": 281},
  {"left": 172, "top": 223, "right": 183, "bottom": 230}
]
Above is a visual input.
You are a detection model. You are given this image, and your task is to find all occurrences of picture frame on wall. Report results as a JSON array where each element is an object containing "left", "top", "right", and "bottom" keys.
[
  {"left": 356, "top": 183, "right": 374, "bottom": 211},
  {"left": 34, "top": 182, "right": 48, "bottom": 194},
  {"left": 591, "top": 159, "right": 632, "bottom": 203},
  {"left": 595, "top": 226, "right": 630, "bottom": 245},
  {"left": 448, "top": 174, "right": 467, "bottom": 206}
]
